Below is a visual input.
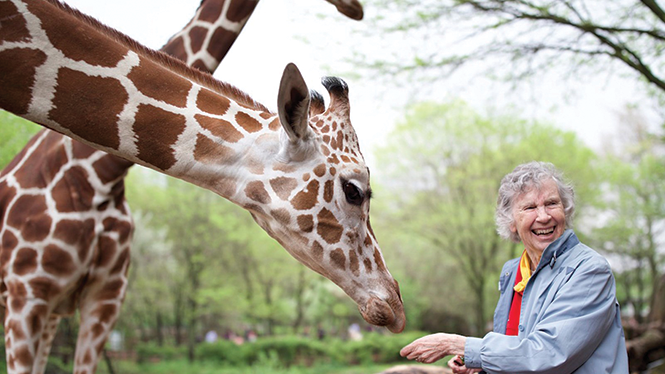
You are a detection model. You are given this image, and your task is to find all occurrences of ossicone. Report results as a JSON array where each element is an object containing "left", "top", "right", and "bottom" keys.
[{"left": 321, "top": 76, "right": 349, "bottom": 115}]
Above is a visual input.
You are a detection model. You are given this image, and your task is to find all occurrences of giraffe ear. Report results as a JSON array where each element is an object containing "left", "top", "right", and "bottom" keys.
[{"left": 278, "top": 63, "right": 312, "bottom": 141}]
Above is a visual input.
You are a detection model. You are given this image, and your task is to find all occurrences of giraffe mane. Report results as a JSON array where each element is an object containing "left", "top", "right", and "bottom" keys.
[{"left": 46, "top": 0, "right": 270, "bottom": 113}]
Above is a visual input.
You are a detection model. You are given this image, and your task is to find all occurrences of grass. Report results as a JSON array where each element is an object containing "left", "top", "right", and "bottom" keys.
[{"left": 96, "top": 360, "right": 398, "bottom": 374}]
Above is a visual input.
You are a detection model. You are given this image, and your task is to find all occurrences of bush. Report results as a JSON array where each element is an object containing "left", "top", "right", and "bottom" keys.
[
  {"left": 195, "top": 340, "right": 247, "bottom": 366},
  {"left": 136, "top": 342, "right": 186, "bottom": 363},
  {"left": 197, "top": 336, "right": 329, "bottom": 367},
  {"left": 137, "top": 331, "right": 429, "bottom": 368},
  {"left": 250, "top": 336, "right": 329, "bottom": 367},
  {"left": 328, "top": 331, "right": 427, "bottom": 365}
]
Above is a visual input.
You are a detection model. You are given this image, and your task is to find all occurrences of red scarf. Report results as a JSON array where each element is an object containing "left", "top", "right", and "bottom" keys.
[{"left": 506, "top": 251, "right": 531, "bottom": 336}]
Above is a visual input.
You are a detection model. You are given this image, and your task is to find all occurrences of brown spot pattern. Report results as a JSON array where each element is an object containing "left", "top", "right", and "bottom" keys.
[
  {"left": 189, "top": 26, "right": 207, "bottom": 53},
  {"left": 27, "top": 304, "right": 47, "bottom": 336},
  {"left": 160, "top": 36, "right": 186, "bottom": 63},
  {"left": 96, "top": 236, "right": 117, "bottom": 268},
  {"left": 72, "top": 141, "right": 98, "bottom": 160},
  {"left": 195, "top": 114, "right": 243, "bottom": 142},
  {"left": 96, "top": 280, "right": 124, "bottom": 302},
  {"left": 373, "top": 247, "right": 387, "bottom": 272},
  {"left": 193, "top": 133, "right": 235, "bottom": 165},
  {"left": 349, "top": 249, "right": 360, "bottom": 276},
  {"left": 14, "top": 344, "right": 32, "bottom": 367},
  {"left": 291, "top": 180, "right": 319, "bottom": 210},
  {"left": 42, "top": 244, "right": 75, "bottom": 276},
  {"left": 316, "top": 208, "right": 343, "bottom": 244},
  {"left": 311, "top": 241, "right": 324, "bottom": 261},
  {"left": 1, "top": 231, "right": 18, "bottom": 269},
  {"left": 297, "top": 215, "right": 314, "bottom": 233},
  {"left": 323, "top": 180, "right": 334, "bottom": 203},
  {"left": 268, "top": 117, "right": 280, "bottom": 131},
  {"left": 313, "top": 164, "right": 326, "bottom": 177},
  {"left": 14, "top": 133, "right": 69, "bottom": 189},
  {"left": 269, "top": 177, "right": 297, "bottom": 200},
  {"left": 51, "top": 166, "right": 95, "bottom": 212},
  {"left": 92, "top": 304, "right": 117, "bottom": 324},
  {"left": 110, "top": 248, "right": 130, "bottom": 274},
  {"left": 128, "top": 60, "right": 191, "bottom": 108},
  {"left": 31, "top": 0, "right": 128, "bottom": 67},
  {"left": 92, "top": 154, "right": 133, "bottom": 184},
  {"left": 245, "top": 181, "right": 271, "bottom": 204},
  {"left": 236, "top": 112, "right": 262, "bottom": 133},
  {"left": 133, "top": 104, "right": 186, "bottom": 170},
  {"left": 50, "top": 68, "right": 127, "bottom": 150},
  {"left": 0, "top": 1, "right": 29, "bottom": 43},
  {"left": 196, "top": 88, "right": 231, "bottom": 116},
  {"left": 0, "top": 180, "right": 17, "bottom": 222},
  {"left": 207, "top": 27, "right": 235, "bottom": 62},
  {"left": 103, "top": 217, "right": 132, "bottom": 244},
  {"left": 363, "top": 258, "right": 373, "bottom": 274},
  {"left": 0, "top": 48, "right": 48, "bottom": 115},
  {"left": 329, "top": 248, "right": 346, "bottom": 271},
  {"left": 12, "top": 247, "right": 38, "bottom": 276},
  {"left": 7, "top": 195, "right": 51, "bottom": 242},
  {"left": 29, "top": 277, "right": 61, "bottom": 300}
]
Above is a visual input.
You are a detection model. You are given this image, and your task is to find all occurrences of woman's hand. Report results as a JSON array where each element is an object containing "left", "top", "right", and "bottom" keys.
[
  {"left": 399, "top": 333, "right": 466, "bottom": 364},
  {"left": 448, "top": 355, "right": 482, "bottom": 374}
]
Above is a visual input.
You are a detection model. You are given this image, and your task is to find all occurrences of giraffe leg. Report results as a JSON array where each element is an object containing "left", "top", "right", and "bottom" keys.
[
  {"left": 73, "top": 274, "right": 128, "bottom": 374},
  {"left": 3, "top": 295, "right": 51, "bottom": 374},
  {"left": 31, "top": 315, "right": 61, "bottom": 374}
]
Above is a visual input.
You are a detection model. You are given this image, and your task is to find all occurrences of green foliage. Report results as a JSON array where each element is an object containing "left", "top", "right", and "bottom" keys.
[
  {"left": 328, "top": 331, "right": 427, "bottom": 365},
  {"left": 195, "top": 340, "right": 247, "bottom": 366},
  {"left": 191, "top": 332, "right": 424, "bottom": 368},
  {"left": 0, "top": 110, "right": 41, "bottom": 169},
  {"left": 136, "top": 342, "right": 187, "bottom": 363}
]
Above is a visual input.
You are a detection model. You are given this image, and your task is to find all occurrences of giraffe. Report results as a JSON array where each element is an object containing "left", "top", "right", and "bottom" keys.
[
  {"left": 0, "top": 0, "right": 366, "bottom": 372},
  {"left": 162, "top": 0, "right": 364, "bottom": 72},
  {"left": 0, "top": 0, "right": 404, "bottom": 373},
  {"left": 0, "top": 1, "right": 366, "bottom": 371}
]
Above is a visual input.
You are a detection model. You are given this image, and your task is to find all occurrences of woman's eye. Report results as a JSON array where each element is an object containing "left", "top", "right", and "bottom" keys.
[{"left": 343, "top": 181, "right": 364, "bottom": 206}]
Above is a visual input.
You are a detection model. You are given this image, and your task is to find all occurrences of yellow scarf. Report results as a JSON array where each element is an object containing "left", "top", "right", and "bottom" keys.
[{"left": 513, "top": 250, "right": 532, "bottom": 293}]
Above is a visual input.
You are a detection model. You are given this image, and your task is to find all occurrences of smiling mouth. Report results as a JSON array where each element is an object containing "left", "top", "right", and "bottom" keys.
[{"left": 533, "top": 227, "right": 555, "bottom": 235}]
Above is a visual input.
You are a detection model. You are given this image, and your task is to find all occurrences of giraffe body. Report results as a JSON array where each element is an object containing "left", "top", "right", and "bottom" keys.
[{"left": 0, "top": 0, "right": 404, "bottom": 373}]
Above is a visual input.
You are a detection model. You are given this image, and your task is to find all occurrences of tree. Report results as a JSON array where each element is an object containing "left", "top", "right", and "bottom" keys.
[
  {"left": 371, "top": 100, "right": 599, "bottom": 334},
  {"left": 592, "top": 107, "right": 665, "bottom": 324},
  {"left": 358, "top": 0, "right": 665, "bottom": 96}
]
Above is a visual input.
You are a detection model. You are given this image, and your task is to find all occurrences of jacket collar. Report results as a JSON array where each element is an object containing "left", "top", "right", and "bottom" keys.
[{"left": 535, "top": 229, "right": 579, "bottom": 272}]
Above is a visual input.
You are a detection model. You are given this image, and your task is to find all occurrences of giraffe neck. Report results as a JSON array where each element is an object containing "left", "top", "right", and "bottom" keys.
[
  {"left": 161, "top": 0, "right": 259, "bottom": 72},
  {"left": 2, "top": 0, "right": 271, "bottom": 200}
]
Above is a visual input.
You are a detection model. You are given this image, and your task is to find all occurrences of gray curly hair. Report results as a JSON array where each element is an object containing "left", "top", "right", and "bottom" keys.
[{"left": 495, "top": 161, "right": 575, "bottom": 243}]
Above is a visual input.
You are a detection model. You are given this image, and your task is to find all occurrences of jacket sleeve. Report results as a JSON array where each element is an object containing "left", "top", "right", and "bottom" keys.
[{"left": 464, "top": 256, "right": 617, "bottom": 374}]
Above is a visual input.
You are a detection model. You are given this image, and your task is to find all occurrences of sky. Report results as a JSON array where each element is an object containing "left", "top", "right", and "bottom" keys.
[{"left": 60, "top": 0, "right": 655, "bottom": 170}]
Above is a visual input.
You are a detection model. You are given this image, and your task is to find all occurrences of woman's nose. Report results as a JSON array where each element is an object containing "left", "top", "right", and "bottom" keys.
[{"left": 535, "top": 205, "right": 550, "bottom": 221}]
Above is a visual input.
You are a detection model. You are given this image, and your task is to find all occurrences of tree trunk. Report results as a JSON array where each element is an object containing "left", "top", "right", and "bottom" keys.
[
  {"left": 156, "top": 311, "right": 164, "bottom": 346},
  {"left": 627, "top": 326, "right": 665, "bottom": 372}
]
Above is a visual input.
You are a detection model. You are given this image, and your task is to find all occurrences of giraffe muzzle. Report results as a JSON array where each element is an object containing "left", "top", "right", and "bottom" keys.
[{"left": 360, "top": 294, "right": 406, "bottom": 333}]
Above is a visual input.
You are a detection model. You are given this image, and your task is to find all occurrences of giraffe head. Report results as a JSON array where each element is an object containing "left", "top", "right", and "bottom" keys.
[
  {"left": 241, "top": 64, "right": 404, "bottom": 333},
  {"left": 325, "top": 0, "right": 364, "bottom": 20}
]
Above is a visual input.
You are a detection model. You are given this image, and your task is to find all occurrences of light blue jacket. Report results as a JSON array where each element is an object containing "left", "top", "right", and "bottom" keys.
[{"left": 464, "top": 230, "right": 629, "bottom": 373}]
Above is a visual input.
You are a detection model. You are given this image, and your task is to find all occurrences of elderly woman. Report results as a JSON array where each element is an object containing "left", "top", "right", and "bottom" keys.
[{"left": 400, "top": 161, "right": 628, "bottom": 373}]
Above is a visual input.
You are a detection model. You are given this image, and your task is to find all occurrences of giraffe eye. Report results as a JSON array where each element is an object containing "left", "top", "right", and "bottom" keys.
[{"left": 343, "top": 181, "right": 364, "bottom": 206}]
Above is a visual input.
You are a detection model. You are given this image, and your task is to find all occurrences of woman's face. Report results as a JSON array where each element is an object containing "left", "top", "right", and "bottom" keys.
[{"left": 510, "top": 178, "right": 566, "bottom": 257}]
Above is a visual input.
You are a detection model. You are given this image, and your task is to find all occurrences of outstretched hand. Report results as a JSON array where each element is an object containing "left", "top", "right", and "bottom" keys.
[{"left": 399, "top": 333, "right": 466, "bottom": 364}]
